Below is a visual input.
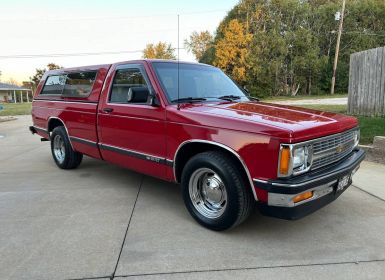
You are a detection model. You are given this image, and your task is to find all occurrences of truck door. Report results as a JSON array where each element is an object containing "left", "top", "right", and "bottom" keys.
[{"left": 97, "top": 63, "right": 167, "bottom": 179}]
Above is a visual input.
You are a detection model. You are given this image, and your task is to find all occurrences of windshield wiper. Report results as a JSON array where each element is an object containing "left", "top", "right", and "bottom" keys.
[
  {"left": 217, "top": 95, "right": 242, "bottom": 101},
  {"left": 171, "top": 97, "right": 207, "bottom": 103},
  {"left": 247, "top": 95, "right": 259, "bottom": 101}
]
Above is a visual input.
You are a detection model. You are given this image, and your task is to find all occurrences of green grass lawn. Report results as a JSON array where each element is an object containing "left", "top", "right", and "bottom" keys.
[
  {"left": 356, "top": 116, "right": 385, "bottom": 145},
  {"left": 0, "top": 103, "right": 32, "bottom": 116},
  {"left": 298, "top": 104, "right": 348, "bottom": 114},
  {"left": 299, "top": 104, "right": 385, "bottom": 145}
]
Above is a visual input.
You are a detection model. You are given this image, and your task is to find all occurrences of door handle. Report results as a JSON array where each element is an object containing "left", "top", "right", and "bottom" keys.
[{"left": 103, "top": 108, "right": 113, "bottom": 113}]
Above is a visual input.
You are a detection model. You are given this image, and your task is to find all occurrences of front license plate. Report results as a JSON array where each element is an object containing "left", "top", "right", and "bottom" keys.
[{"left": 337, "top": 174, "right": 351, "bottom": 192}]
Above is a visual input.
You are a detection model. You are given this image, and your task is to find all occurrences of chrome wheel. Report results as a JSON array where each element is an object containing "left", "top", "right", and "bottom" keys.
[
  {"left": 189, "top": 168, "right": 228, "bottom": 219},
  {"left": 53, "top": 134, "right": 65, "bottom": 164}
]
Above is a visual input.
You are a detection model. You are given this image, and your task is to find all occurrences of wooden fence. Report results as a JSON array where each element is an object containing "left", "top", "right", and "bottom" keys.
[{"left": 348, "top": 46, "right": 385, "bottom": 117}]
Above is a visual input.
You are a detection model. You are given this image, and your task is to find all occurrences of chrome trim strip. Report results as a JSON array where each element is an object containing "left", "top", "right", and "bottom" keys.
[
  {"left": 99, "top": 143, "right": 172, "bottom": 166},
  {"left": 165, "top": 159, "right": 174, "bottom": 167},
  {"left": 69, "top": 136, "right": 97, "bottom": 147},
  {"left": 254, "top": 174, "right": 329, "bottom": 187},
  {"left": 33, "top": 98, "right": 98, "bottom": 105},
  {"left": 268, "top": 181, "right": 336, "bottom": 207},
  {"left": 173, "top": 140, "right": 258, "bottom": 201},
  {"left": 253, "top": 178, "right": 269, "bottom": 184},
  {"left": 47, "top": 117, "right": 74, "bottom": 150},
  {"left": 271, "top": 172, "right": 338, "bottom": 188}
]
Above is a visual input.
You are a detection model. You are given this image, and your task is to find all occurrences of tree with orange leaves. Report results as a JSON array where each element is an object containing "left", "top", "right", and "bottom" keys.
[{"left": 214, "top": 19, "right": 252, "bottom": 85}]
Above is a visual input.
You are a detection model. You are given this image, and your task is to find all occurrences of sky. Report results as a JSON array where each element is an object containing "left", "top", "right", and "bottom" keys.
[{"left": 0, "top": 0, "right": 238, "bottom": 83}]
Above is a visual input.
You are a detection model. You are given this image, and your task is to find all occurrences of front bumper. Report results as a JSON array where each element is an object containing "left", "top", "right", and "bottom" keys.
[{"left": 254, "top": 148, "right": 365, "bottom": 220}]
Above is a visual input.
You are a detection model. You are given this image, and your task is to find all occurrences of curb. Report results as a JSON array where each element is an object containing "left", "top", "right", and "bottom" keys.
[
  {"left": 0, "top": 116, "right": 17, "bottom": 123},
  {"left": 359, "top": 144, "right": 385, "bottom": 165}
]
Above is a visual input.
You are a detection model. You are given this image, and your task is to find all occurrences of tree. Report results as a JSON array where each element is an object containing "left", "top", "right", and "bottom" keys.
[
  {"left": 184, "top": 31, "right": 214, "bottom": 62},
  {"left": 22, "top": 81, "right": 33, "bottom": 89},
  {"left": 244, "top": 0, "right": 327, "bottom": 96},
  {"left": 5, "top": 78, "right": 19, "bottom": 86},
  {"left": 30, "top": 68, "right": 46, "bottom": 91},
  {"left": 198, "top": 0, "right": 385, "bottom": 97},
  {"left": 142, "top": 42, "right": 176, "bottom": 59},
  {"left": 29, "top": 63, "right": 63, "bottom": 91},
  {"left": 47, "top": 63, "right": 62, "bottom": 70},
  {"left": 214, "top": 19, "right": 252, "bottom": 84}
]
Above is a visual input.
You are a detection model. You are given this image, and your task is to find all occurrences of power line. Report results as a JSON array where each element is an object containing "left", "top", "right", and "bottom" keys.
[
  {"left": 0, "top": 9, "right": 224, "bottom": 60},
  {"left": 0, "top": 50, "right": 142, "bottom": 59},
  {"left": 0, "top": 9, "right": 227, "bottom": 22},
  {"left": 3, "top": 32, "right": 383, "bottom": 61},
  {"left": 0, "top": 48, "right": 186, "bottom": 60}
]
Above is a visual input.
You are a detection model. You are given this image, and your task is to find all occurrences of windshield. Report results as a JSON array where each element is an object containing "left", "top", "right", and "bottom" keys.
[{"left": 151, "top": 62, "right": 248, "bottom": 103}]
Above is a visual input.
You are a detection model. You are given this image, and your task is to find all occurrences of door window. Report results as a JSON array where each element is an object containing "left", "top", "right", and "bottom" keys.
[{"left": 109, "top": 68, "right": 150, "bottom": 104}]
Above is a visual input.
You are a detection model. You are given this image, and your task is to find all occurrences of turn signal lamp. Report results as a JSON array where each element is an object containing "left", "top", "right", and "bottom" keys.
[
  {"left": 279, "top": 147, "right": 291, "bottom": 175},
  {"left": 292, "top": 191, "right": 313, "bottom": 204}
]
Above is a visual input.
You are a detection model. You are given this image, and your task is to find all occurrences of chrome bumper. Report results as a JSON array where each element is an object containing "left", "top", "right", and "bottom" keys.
[{"left": 254, "top": 148, "right": 365, "bottom": 220}]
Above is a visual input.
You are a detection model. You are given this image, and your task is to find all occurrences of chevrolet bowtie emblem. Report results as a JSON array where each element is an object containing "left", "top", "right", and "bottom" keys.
[{"left": 336, "top": 144, "right": 344, "bottom": 153}]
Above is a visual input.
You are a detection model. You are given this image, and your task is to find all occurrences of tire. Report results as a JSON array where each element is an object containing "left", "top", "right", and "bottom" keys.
[
  {"left": 181, "top": 151, "right": 254, "bottom": 231},
  {"left": 50, "top": 126, "right": 83, "bottom": 169}
]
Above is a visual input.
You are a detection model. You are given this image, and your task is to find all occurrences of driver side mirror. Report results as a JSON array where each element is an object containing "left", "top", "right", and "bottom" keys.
[
  {"left": 127, "top": 87, "right": 150, "bottom": 103},
  {"left": 127, "top": 86, "right": 160, "bottom": 106}
]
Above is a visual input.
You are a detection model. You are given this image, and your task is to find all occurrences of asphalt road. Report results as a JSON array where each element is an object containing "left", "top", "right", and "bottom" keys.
[{"left": 0, "top": 116, "right": 384, "bottom": 280}]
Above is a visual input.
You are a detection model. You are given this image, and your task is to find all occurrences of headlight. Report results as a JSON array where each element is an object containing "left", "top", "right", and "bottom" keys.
[
  {"left": 278, "top": 145, "right": 313, "bottom": 178},
  {"left": 353, "top": 129, "right": 360, "bottom": 147},
  {"left": 293, "top": 147, "right": 306, "bottom": 169}
]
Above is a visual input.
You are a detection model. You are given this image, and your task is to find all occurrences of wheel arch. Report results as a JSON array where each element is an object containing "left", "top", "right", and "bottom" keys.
[
  {"left": 173, "top": 140, "right": 258, "bottom": 201},
  {"left": 47, "top": 117, "right": 73, "bottom": 149}
]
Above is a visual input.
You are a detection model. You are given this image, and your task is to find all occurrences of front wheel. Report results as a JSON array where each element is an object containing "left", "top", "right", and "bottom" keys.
[
  {"left": 50, "top": 126, "right": 83, "bottom": 169},
  {"left": 181, "top": 151, "right": 254, "bottom": 231}
]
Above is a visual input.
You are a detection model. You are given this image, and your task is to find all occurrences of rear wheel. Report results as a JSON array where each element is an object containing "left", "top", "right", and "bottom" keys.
[
  {"left": 50, "top": 126, "right": 83, "bottom": 169},
  {"left": 181, "top": 151, "right": 254, "bottom": 231}
]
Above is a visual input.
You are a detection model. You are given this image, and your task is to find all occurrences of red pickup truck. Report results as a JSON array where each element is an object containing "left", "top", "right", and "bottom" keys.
[{"left": 30, "top": 60, "right": 364, "bottom": 230}]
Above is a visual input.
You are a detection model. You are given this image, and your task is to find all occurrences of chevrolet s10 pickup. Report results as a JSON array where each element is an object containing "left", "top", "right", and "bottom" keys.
[{"left": 30, "top": 60, "right": 365, "bottom": 230}]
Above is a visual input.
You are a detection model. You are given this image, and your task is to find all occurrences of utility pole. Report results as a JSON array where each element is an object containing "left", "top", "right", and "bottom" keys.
[{"left": 331, "top": 0, "right": 346, "bottom": 95}]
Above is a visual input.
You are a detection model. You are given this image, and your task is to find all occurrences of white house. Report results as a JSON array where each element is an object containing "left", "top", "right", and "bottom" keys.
[{"left": 0, "top": 83, "right": 33, "bottom": 103}]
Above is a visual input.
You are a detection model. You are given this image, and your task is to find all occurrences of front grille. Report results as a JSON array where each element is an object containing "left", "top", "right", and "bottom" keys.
[{"left": 311, "top": 129, "right": 356, "bottom": 170}]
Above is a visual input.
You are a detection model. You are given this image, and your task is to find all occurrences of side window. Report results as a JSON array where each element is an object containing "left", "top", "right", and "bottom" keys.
[
  {"left": 109, "top": 68, "right": 150, "bottom": 104},
  {"left": 40, "top": 75, "right": 66, "bottom": 95},
  {"left": 62, "top": 71, "right": 97, "bottom": 97}
]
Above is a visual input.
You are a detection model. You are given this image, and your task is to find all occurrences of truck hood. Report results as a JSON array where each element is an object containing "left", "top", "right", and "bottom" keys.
[{"left": 177, "top": 101, "right": 358, "bottom": 142}]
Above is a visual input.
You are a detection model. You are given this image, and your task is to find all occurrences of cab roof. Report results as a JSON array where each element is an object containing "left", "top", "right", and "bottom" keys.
[{"left": 45, "top": 59, "right": 210, "bottom": 75}]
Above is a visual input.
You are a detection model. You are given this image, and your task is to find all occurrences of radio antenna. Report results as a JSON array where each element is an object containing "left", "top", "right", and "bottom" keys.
[{"left": 177, "top": 14, "right": 180, "bottom": 110}]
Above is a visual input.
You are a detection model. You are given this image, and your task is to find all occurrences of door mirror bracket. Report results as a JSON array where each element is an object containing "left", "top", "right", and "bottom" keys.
[{"left": 149, "top": 92, "right": 160, "bottom": 107}]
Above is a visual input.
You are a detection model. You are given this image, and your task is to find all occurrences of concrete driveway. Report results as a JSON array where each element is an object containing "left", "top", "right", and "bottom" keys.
[{"left": 0, "top": 116, "right": 384, "bottom": 280}]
